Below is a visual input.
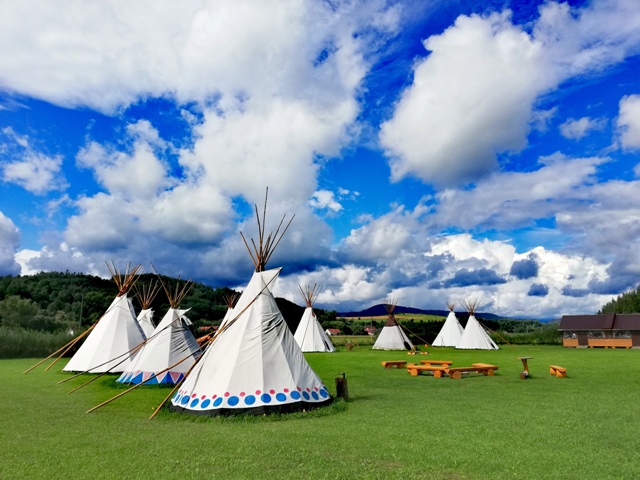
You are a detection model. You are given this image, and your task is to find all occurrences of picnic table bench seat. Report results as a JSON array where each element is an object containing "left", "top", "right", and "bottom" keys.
[
  {"left": 448, "top": 364, "right": 499, "bottom": 379},
  {"left": 381, "top": 361, "right": 407, "bottom": 369},
  {"left": 419, "top": 360, "right": 453, "bottom": 366},
  {"left": 406, "top": 363, "right": 448, "bottom": 378},
  {"left": 549, "top": 365, "right": 567, "bottom": 378}
]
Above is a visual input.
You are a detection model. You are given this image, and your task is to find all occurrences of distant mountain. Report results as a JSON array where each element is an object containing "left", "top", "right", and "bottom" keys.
[{"left": 338, "top": 303, "right": 502, "bottom": 320}]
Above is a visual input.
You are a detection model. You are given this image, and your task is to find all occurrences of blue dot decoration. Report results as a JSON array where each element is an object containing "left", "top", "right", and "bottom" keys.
[
  {"left": 319, "top": 389, "right": 328, "bottom": 398},
  {"left": 180, "top": 395, "right": 190, "bottom": 406},
  {"left": 172, "top": 393, "right": 180, "bottom": 402},
  {"left": 290, "top": 391, "right": 301, "bottom": 400},
  {"left": 311, "top": 391, "right": 319, "bottom": 401},
  {"left": 213, "top": 397, "right": 223, "bottom": 407},
  {"left": 244, "top": 395, "right": 256, "bottom": 405},
  {"left": 190, "top": 398, "right": 199, "bottom": 408},
  {"left": 302, "top": 391, "right": 310, "bottom": 401},
  {"left": 201, "top": 399, "right": 211, "bottom": 408},
  {"left": 276, "top": 393, "right": 286, "bottom": 402},
  {"left": 261, "top": 393, "right": 272, "bottom": 404},
  {"left": 227, "top": 396, "right": 239, "bottom": 406}
]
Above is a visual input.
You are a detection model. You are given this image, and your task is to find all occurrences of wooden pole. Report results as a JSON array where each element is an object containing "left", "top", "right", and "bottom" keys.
[{"left": 44, "top": 322, "right": 99, "bottom": 371}]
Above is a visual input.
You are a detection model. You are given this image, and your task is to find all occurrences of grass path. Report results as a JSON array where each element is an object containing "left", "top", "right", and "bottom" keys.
[{"left": 2, "top": 346, "right": 640, "bottom": 479}]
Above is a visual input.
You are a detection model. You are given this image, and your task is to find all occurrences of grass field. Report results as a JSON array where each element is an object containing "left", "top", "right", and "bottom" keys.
[{"left": 3, "top": 346, "right": 640, "bottom": 479}]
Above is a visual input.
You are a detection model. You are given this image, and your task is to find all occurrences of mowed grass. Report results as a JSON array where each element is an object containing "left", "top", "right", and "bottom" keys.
[{"left": 3, "top": 346, "right": 640, "bottom": 479}]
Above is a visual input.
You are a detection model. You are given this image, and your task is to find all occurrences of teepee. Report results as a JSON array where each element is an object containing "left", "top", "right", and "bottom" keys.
[
  {"left": 432, "top": 302, "right": 464, "bottom": 347},
  {"left": 117, "top": 277, "right": 202, "bottom": 385},
  {"left": 456, "top": 298, "right": 498, "bottom": 350},
  {"left": 64, "top": 262, "right": 146, "bottom": 373},
  {"left": 170, "top": 189, "right": 332, "bottom": 416},
  {"left": 372, "top": 298, "right": 414, "bottom": 350},
  {"left": 134, "top": 280, "right": 160, "bottom": 338},
  {"left": 294, "top": 284, "right": 335, "bottom": 353}
]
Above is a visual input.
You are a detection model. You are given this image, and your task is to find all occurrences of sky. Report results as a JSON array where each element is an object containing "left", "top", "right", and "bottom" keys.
[{"left": 1, "top": 0, "right": 640, "bottom": 319}]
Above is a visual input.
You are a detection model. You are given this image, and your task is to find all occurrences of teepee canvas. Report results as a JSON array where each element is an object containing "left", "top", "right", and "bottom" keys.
[
  {"left": 170, "top": 189, "right": 332, "bottom": 416},
  {"left": 372, "top": 298, "right": 414, "bottom": 350},
  {"left": 64, "top": 263, "right": 146, "bottom": 373},
  {"left": 456, "top": 299, "right": 499, "bottom": 350},
  {"left": 117, "top": 278, "right": 202, "bottom": 385},
  {"left": 294, "top": 284, "right": 335, "bottom": 353},
  {"left": 432, "top": 302, "right": 464, "bottom": 347},
  {"left": 134, "top": 280, "right": 160, "bottom": 338}
]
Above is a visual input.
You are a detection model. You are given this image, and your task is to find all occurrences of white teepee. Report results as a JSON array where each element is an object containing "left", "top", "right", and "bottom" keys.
[
  {"left": 456, "top": 299, "right": 499, "bottom": 350},
  {"left": 117, "top": 278, "right": 202, "bottom": 385},
  {"left": 294, "top": 284, "right": 335, "bottom": 353},
  {"left": 432, "top": 302, "right": 464, "bottom": 347},
  {"left": 170, "top": 189, "right": 331, "bottom": 415},
  {"left": 372, "top": 298, "right": 414, "bottom": 351},
  {"left": 64, "top": 263, "right": 146, "bottom": 373},
  {"left": 134, "top": 280, "right": 160, "bottom": 338}
]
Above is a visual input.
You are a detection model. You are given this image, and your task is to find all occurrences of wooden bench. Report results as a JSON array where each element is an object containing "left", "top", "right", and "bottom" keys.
[
  {"left": 419, "top": 360, "right": 453, "bottom": 367},
  {"left": 549, "top": 365, "right": 567, "bottom": 378},
  {"left": 447, "top": 364, "right": 499, "bottom": 379},
  {"left": 381, "top": 361, "right": 407, "bottom": 369},
  {"left": 406, "top": 363, "right": 448, "bottom": 378}
]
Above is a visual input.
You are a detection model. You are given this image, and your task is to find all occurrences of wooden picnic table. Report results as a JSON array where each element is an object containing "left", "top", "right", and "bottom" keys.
[{"left": 419, "top": 360, "right": 453, "bottom": 366}]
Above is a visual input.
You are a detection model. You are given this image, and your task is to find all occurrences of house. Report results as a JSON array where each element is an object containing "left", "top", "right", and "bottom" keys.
[
  {"left": 364, "top": 326, "right": 377, "bottom": 336},
  {"left": 558, "top": 313, "right": 640, "bottom": 348},
  {"left": 325, "top": 328, "right": 341, "bottom": 336}
]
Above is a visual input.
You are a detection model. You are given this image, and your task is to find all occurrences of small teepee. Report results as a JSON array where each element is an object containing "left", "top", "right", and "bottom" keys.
[
  {"left": 64, "top": 262, "right": 146, "bottom": 373},
  {"left": 170, "top": 189, "right": 332, "bottom": 416},
  {"left": 372, "top": 298, "right": 414, "bottom": 350},
  {"left": 117, "top": 277, "right": 202, "bottom": 385},
  {"left": 134, "top": 280, "right": 160, "bottom": 338},
  {"left": 294, "top": 284, "right": 335, "bottom": 353},
  {"left": 432, "top": 302, "right": 464, "bottom": 347},
  {"left": 456, "top": 298, "right": 498, "bottom": 350}
]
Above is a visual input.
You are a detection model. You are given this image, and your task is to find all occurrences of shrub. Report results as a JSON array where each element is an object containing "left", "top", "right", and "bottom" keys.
[{"left": 0, "top": 326, "right": 73, "bottom": 359}]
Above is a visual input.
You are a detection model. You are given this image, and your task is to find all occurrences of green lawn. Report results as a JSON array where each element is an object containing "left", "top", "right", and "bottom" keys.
[{"left": 3, "top": 346, "right": 640, "bottom": 479}]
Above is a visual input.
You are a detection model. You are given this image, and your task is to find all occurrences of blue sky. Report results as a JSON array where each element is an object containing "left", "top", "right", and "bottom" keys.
[{"left": 1, "top": 0, "right": 640, "bottom": 319}]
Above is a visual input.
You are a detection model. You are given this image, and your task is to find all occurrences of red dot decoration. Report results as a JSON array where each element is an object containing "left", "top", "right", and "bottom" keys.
[
  {"left": 240, "top": 392, "right": 246, "bottom": 397},
  {"left": 270, "top": 389, "right": 275, "bottom": 394},
  {"left": 284, "top": 388, "right": 289, "bottom": 393},
  {"left": 255, "top": 390, "right": 261, "bottom": 395},
  {"left": 224, "top": 392, "right": 230, "bottom": 397}
]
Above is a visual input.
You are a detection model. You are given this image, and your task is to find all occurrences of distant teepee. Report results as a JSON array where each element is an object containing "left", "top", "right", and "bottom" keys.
[
  {"left": 170, "top": 189, "right": 332, "bottom": 416},
  {"left": 372, "top": 298, "right": 414, "bottom": 350},
  {"left": 294, "top": 284, "right": 335, "bottom": 353},
  {"left": 118, "top": 277, "right": 202, "bottom": 385},
  {"left": 219, "top": 291, "right": 240, "bottom": 330},
  {"left": 432, "top": 302, "right": 464, "bottom": 347},
  {"left": 64, "top": 262, "right": 146, "bottom": 373},
  {"left": 456, "top": 298, "right": 498, "bottom": 350},
  {"left": 134, "top": 279, "right": 160, "bottom": 338}
]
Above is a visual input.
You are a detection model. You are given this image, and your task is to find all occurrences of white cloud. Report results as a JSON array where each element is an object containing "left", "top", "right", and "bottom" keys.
[
  {"left": 617, "top": 94, "right": 640, "bottom": 149},
  {"left": 560, "top": 116, "right": 606, "bottom": 140},
  {"left": 309, "top": 190, "right": 343, "bottom": 212},
  {"left": 381, "top": 0, "right": 640, "bottom": 186},
  {"left": 380, "top": 11, "right": 551, "bottom": 186},
  {"left": 1, "top": 127, "right": 67, "bottom": 194},
  {"left": 0, "top": 211, "right": 21, "bottom": 275}
]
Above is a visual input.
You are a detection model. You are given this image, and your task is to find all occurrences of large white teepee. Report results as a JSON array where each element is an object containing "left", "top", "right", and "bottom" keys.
[
  {"left": 456, "top": 299, "right": 499, "bottom": 350},
  {"left": 134, "top": 280, "right": 160, "bottom": 338},
  {"left": 170, "top": 190, "right": 331, "bottom": 416},
  {"left": 372, "top": 299, "right": 414, "bottom": 350},
  {"left": 432, "top": 302, "right": 464, "bottom": 347},
  {"left": 64, "top": 263, "right": 146, "bottom": 373},
  {"left": 118, "top": 279, "right": 202, "bottom": 385},
  {"left": 294, "top": 284, "right": 335, "bottom": 353}
]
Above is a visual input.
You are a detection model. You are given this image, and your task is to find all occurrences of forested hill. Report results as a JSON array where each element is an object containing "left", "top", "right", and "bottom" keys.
[
  {"left": 598, "top": 286, "right": 640, "bottom": 314},
  {"left": 0, "top": 271, "right": 314, "bottom": 334}
]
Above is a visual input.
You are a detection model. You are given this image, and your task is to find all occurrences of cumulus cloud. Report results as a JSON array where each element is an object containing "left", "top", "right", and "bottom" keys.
[
  {"left": 0, "top": 212, "right": 21, "bottom": 275},
  {"left": 560, "top": 116, "right": 606, "bottom": 140},
  {"left": 309, "top": 190, "right": 343, "bottom": 212},
  {"left": 528, "top": 283, "right": 548, "bottom": 297},
  {"left": 1, "top": 128, "right": 67, "bottom": 194},
  {"left": 510, "top": 257, "right": 539, "bottom": 279},
  {"left": 381, "top": 0, "right": 640, "bottom": 186},
  {"left": 617, "top": 94, "right": 640, "bottom": 149}
]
